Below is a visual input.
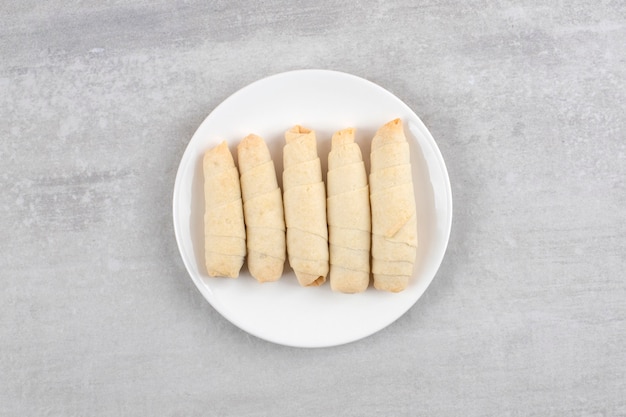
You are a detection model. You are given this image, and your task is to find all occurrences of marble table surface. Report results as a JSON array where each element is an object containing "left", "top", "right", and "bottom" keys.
[{"left": 2, "top": 1, "right": 625, "bottom": 415}]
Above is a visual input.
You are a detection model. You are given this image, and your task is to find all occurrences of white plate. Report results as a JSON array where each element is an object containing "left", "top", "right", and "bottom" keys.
[{"left": 173, "top": 69, "right": 452, "bottom": 348}]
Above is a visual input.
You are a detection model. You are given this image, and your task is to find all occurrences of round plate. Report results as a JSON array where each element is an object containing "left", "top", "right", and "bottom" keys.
[{"left": 173, "top": 69, "right": 452, "bottom": 348}]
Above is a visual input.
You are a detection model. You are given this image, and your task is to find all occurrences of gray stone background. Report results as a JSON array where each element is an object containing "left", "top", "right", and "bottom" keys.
[{"left": 1, "top": 1, "right": 625, "bottom": 415}]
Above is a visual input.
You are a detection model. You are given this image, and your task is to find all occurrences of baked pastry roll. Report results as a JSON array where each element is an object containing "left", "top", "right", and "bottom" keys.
[
  {"left": 327, "top": 128, "right": 371, "bottom": 293},
  {"left": 282, "top": 126, "right": 329, "bottom": 286},
  {"left": 203, "top": 141, "right": 246, "bottom": 277},
  {"left": 238, "top": 134, "right": 286, "bottom": 282},
  {"left": 369, "top": 119, "right": 417, "bottom": 292}
]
